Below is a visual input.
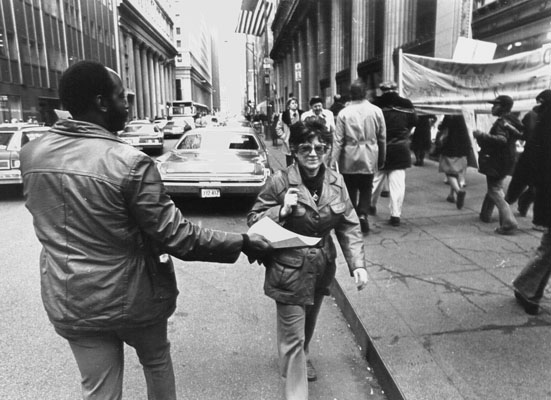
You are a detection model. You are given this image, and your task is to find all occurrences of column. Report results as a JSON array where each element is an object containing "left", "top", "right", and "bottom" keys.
[
  {"left": 141, "top": 46, "right": 151, "bottom": 119},
  {"left": 134, "top": 40, "right": 144, "bottom": 118},
  {"left": 159, "top": 62, "right": 166, "bottom": 117},
  {"left": 148, "top": 52, "right": 155, "bottom": 119},
  {"left": 154, "top": 55, "right": 161, "bottom": 118},
  {"left": 350, "top": 0, "right": 368, "bottom": 82},
  {"left": 330, "top": 0, "right": 342, "bottom": 95},
  {"left": 383, "top": 0, "right": 412, "bottom": 82}
]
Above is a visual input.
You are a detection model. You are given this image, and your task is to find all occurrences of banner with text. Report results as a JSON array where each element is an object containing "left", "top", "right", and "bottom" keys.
[{"left": 401, "top": 46, "right": 551, "bottom": 115}]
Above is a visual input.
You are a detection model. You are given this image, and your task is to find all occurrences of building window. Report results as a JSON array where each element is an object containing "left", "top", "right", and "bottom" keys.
[
  {"left": 176, "top": 40, "right": 181, "bottom": 48},
  {"left": 176, "top": 27, "right": 180, "bottom": 35}
]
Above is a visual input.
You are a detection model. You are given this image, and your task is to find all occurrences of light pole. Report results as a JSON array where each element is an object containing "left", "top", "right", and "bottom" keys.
[{"left": 245, "top": 40, "right": 257, "bottom": 111}]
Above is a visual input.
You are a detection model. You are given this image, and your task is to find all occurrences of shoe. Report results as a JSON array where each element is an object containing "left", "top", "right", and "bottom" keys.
[
  {"left": 446, "top": 194, "right": 455, "bottom": 203},
  {"left": 306, "top": 359, "right": 317, "bottom": 382},
  {"left": 381, "top": 190, "right": 389, "bottom": 198},
  {"left": 514, "top": 291, "right": 540, "bottom": 315},
  {"left": 456, "top": 190, "right": 466, "bottom": 210},
  {"left": 533, "top": 224, "right": 547, "bottom": 232},
  {"left": 368, "top": 206, "right": 377, "bottom": 216},
  {"left": 359, "top": 216, "right": 369, "bottom": 234},
  {"left": 389, "top": 216, "right": 400, "bottom": 227},
  {"left": 479, "top": 214, "right": 491, "bottom": 223},
  {"left": 495, "top": 226, "right": 517, "bottom": 235}
]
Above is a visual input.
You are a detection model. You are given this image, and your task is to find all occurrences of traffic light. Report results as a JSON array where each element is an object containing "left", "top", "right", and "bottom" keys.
[{"left": 0, "top": 32, "right": 3, "bottom": 48}]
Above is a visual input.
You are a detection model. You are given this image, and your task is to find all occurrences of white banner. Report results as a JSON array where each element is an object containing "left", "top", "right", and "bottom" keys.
[{"left": 401, "top": 46, "right": 551, "bottom": 115}]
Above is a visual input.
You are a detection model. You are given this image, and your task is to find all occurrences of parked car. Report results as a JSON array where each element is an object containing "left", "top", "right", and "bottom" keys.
[
  {"left": 119, "top": 122, "right": 164, "bottom": 154},
  {"left": 0, "top": 124, "right": 48, "bottom": 187},
  {"left": 153, "top": 118, "right": 169, "bottom": 130},
  {"left": 162, "top": 117, "right": 194, "bottom": 138},
  {"left": 156, "top": 126, "right": 271, "bottom": 198}
]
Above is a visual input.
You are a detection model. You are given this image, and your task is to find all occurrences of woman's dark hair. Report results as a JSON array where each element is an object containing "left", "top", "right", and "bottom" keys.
[
  {"left": 59, "top": 61, "right": 115, "bottom": 116},
  {"left": 289, "top": 116, "right": 333, "bottom": 151}
]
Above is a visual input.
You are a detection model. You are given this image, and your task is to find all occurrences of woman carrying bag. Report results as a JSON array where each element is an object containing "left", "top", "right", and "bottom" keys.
[{"left": 247, "top": 116, "right": 368, "bottom": 400}]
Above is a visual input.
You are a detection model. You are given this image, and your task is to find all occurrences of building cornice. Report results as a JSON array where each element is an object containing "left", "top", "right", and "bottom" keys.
[
  {"left": 118, "top": 1, "right": 177, "bottom": 58},
  {"left": 270, "top": 0, "right": 314, "bottom": 60},
  {"left": 472, "top": 0, "right": 551, "bottom": 39}
]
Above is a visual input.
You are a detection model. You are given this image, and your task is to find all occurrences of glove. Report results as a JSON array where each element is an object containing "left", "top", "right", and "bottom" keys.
[
  {"left": 354, "top": 268, "right": 368, "bottom": 291},
  {"left": 241, "top": 233, "right": 273, "bottom": 264}
]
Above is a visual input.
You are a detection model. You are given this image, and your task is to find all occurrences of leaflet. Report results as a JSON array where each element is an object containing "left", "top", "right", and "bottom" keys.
[{"left": 247, "top": 216, "right": 321, "bottom": 249}]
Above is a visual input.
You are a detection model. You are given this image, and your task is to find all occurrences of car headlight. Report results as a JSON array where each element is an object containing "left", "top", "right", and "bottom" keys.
[{"left": 11, "top": 159, "right": 21, "bottom": 168}]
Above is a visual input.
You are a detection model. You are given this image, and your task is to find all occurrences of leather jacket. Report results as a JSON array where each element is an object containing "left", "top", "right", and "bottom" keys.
[
  {"left": 21, "top": 120, "right": 243, "bottom": 331},
  {"left": 247, "top": 164, "right": 366, "bottom": 305},
  {"left": 372, "top": 92, "right": 417, "bottom": 170},
  {"left": 477, "top": 113, "right": 523, "bottom": 178}
]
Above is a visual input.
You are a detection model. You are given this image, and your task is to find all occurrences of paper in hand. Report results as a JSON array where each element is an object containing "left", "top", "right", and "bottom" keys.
[{"left": 247, "top": 217, "right": 321, "bottom": 249}]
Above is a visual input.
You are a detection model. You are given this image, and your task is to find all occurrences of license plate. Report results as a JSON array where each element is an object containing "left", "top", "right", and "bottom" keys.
[{"left": 201, "top": 188, "right": 220, "bottom": 198}]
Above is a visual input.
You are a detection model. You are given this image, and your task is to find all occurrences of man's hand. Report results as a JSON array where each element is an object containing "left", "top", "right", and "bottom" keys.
[
  {"left": 241, "top": 233, "right": 273, "bottom": 264},
  {"left": 354, "top": 268, "right": 368, "bottom": 291},
  {"left": 473, "top": 129, "right": 484, "bottom": 139}
]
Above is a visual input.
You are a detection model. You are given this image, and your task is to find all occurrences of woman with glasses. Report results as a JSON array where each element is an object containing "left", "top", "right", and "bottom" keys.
[{"left": 247, "top": 116, "right": 368, "bottom": 400}]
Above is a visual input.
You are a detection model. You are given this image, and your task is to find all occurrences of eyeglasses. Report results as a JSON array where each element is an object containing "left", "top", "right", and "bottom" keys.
[{"left": 297, "top": 143, "right": 329, "bottom": 156}]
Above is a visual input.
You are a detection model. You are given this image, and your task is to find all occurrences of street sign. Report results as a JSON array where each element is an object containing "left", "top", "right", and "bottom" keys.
[{"left": 294, "top": 62, "right": 301, "bottom": 82}]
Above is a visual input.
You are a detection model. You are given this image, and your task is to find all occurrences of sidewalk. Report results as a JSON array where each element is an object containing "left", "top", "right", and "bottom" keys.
[{"left": 266, "top": 138, "right": 551, "bottom": 400}]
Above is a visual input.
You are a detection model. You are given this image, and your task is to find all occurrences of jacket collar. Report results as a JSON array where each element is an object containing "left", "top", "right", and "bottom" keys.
[
  {"left": 51, "top": 119, "right": 125, "bottom": 143},
  {"left": 288, "top": 164, "right": 342, "bottom": 210}
]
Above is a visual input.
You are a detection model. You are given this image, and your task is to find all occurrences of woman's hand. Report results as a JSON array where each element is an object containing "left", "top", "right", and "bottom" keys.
[
  {"left": 280, "top": 188, "right": 299, "bottom": 218},
  {"left": 354, "top": 268, "right": 368, "bottom": 291}
]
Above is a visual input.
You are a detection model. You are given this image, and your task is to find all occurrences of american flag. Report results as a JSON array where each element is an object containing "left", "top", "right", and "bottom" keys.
[{"left": 235, "top": 0, "right": 274, "bottom": 36}]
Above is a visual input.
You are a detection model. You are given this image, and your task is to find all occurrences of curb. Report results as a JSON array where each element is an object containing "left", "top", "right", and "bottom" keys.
[{"left": 331, "top": 277, "right": 405, "bottom": 400}]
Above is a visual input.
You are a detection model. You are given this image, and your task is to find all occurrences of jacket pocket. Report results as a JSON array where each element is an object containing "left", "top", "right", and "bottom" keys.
[
  {"left": 329, "top": 202, "right": 346, "bottom": 215},
  {"left": 272, "top": 248, "right": 305, "bottom": 268}
]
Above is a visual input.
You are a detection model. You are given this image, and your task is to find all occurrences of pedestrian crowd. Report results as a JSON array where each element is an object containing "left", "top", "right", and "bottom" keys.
[{"left": 19, "top": 60, "right": 551, "bottom": 400}]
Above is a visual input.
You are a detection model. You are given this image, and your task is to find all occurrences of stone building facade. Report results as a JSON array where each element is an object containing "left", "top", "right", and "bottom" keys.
[{"left": 267, "top": 0, "right": 551, "bottom": 113}]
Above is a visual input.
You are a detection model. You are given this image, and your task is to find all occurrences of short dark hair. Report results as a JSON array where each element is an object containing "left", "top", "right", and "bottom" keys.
[
  {"left": 309, "top": 96, "right": 323, "bottom": 107},
  {"left": 289, "top": 116, "right": 333, "bottom": 152},
  {"left": 350, "top": 80, "right": 366, "bottom": 100},
  {"left": 59, "top": 61, "right": 115, "bottom": 116},
  {"left": 286, "top": 97, "right": 298, "bottom": 107}
]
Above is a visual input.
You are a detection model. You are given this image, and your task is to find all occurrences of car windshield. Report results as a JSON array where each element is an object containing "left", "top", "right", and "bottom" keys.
[{"left": 177, "top": 133, "right": 259, "bottom": 151}]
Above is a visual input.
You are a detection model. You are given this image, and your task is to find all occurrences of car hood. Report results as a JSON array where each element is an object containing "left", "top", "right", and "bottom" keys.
[{"left": 160, "top": 151, "right": 262, "bottom": 174}]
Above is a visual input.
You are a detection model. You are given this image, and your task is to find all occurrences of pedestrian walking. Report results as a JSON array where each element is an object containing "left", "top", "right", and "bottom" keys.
[
  {"left": 329, "top": 94, "right": 346, "bottom": 122},
  {"left": 411, "top": 114, "right": 436, "bottom": 166},
  {"left": 331, "top": 79, "right": 386, "bottom": 234},
  {"left": 301, "top": 96, "right": 336, "bottom": 136},
  {"left": 19, "top": 61, "right": 272, "bottom": 400},
  {"left": 371, "top": 81, "right": 418, "bottom": 227},
  {"left": 277, "top": 97, "right": 303, "bottom": 166},
  {"left": 506, "top": 90, "right": 551, "bottom": 231},
  {"left": 248, "top": 116, "right": 368, "bottom": 400},
  {"left": 474, "top": 95, "right": 523, "bottom": 235},
  {"left": 512, "top": 91, "right": 551, "bottom": 315},
  {"left": 437, "top": 115, "right": 471, "bottom": 209}
]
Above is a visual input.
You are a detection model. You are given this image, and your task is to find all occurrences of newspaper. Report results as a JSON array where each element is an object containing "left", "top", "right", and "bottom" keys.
[{"left": 247, "top": 216, "right": 321, "bottom": 249}]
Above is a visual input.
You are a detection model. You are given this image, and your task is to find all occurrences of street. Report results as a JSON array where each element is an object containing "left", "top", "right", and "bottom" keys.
[{"left": 0, "top": 139, "right": 385, "bottom": 400}]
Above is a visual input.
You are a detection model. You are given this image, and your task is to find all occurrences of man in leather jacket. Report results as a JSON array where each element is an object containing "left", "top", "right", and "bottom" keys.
[
  {"left": 20, "top": 61, "right": 272, "bottom": 400},
  {"left": 474, "top": 95, "right": 523, "bottom": 235}
]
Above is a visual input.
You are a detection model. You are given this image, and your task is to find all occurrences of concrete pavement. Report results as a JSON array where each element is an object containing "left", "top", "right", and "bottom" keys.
[{"left": 265, "top": 136, "right": 550, "bottom": 400}]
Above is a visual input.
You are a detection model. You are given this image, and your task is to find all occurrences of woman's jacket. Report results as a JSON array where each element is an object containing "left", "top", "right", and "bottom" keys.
[
  {"left": 20, "top": 120, "right": 243, "bottom": 331},
  {"left": 247, "top": 164, "right": 365, "bottom": 305}
]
